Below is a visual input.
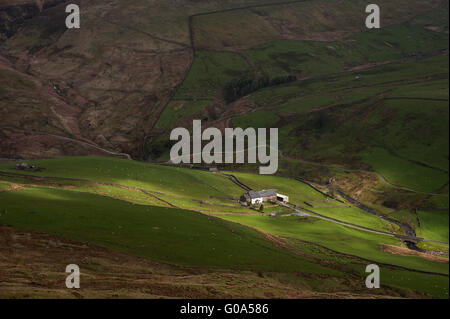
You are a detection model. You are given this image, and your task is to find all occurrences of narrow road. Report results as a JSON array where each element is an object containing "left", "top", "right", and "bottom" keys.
[
  {"left": 278, "top": 202, "right": 413, "bottom": 240},
  {"left": 294, "top": 177, "right": 448, "bottom": 246},
  {"left": 1, "top": 128, "right": 132, "bottom": 160}
]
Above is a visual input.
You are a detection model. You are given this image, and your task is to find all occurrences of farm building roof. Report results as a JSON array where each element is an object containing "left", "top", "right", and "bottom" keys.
[{"left": 247, "top": 189, "right": 276, "bottom": 199}]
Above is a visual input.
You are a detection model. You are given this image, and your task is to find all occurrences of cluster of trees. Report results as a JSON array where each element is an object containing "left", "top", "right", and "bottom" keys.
[
  {"left": 143, "top": 138, "right": 174, "bottom": 161},
  {"left": 223, "top": 75, "right": 297, "bottom": 103}
]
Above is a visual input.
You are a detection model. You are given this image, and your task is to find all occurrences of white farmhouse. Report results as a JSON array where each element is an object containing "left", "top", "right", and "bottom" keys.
[{"left": 240, "top": 189, "right": 289, "bottom": 205}]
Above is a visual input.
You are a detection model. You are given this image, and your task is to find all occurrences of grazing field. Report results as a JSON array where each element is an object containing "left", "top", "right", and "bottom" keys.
[
  {"left": 0, "top": 156, "right": 448, "bottom": 298},
  {"left": 0, "top": 226, "right": 334, "bottom": 299},
  {"left": 0, "top": 157, "right": 244, "bottom": 200},
  {"left": 0, "top": 181, "right": 10, "bottom": 190},
  {"left": 426, "top": 190, "right": 450, "bottom": 210},
  {"left": 286, "top": 239, "right": 448, "bottom": 298},
  {"left": 311, "top": 206, "right": 393, "bottom": 233},
  {"left": 230, "top": 54, "right": 449, "bottom": 187},
  {"left": 175, "top": 50, "right": 253, "bottom": 98},
  {"left": 241, "top": 24, "right": 447, "bottom": 78},
  {"left": 360, "top": 147, "right": 448, "bottom": 193},
  {"left": 192, "top": 0, "right": 442, "bottom": 50},
  {"left": 0, "top": 186, "right": 333, "bottom": 273},
  {"left": 416, "top": 210, "right": 449, "bottom": 243},
  {"left": 155, "top": 100, "right": 212, "bottom": 130},
  {"left": 218, "top": 214, "right": 448, "bottom": 275},
  {"left": 232, "top": 110, "right": 281, "bottom": 129}
]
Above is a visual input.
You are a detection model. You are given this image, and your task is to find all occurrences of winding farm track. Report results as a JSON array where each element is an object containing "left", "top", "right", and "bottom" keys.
[
  {"left": 293, "top": 176, "right": 420, "bottom": 237},
  {"left": 295, "top": 177, "right": 448, "bottom": 246},
  {"left": 1, "top": 128, "right": 132, "bottom": 160}
]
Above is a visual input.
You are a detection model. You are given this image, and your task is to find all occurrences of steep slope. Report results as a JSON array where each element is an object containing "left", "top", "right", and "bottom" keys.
[
  {"left": 0, "top": 0, "right": 446, "bottom": 159},
  {"left": 147, "top": 0, "right": 448, "bottom": 216}
]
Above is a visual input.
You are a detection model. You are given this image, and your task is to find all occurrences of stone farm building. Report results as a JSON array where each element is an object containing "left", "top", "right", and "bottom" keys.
[{"left": 240, "top": 189, "right": 289, "bottom": 205}]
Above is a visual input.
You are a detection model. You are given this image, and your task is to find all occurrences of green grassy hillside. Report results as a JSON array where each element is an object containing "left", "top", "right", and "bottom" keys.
[
  {"left": 0, "top": 157, "right": 448, "bottom": 297},
  {"left": 0, "top": 187, "right": 331, "bottom": 272}
]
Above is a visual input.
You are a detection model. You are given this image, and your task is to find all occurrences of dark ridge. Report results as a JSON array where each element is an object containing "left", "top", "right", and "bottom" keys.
[{"left": 0, "top": 0, "right": 67, "bottom": 40}]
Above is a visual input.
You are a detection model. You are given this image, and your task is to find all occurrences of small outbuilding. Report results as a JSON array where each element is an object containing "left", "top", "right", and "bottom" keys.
[
  {"left": 15, "top": 162, "right": 40, "bottom": 172},
  {"left": 276, "top": 193, "right": 289, "bottom": 202}
]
